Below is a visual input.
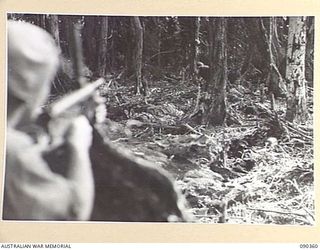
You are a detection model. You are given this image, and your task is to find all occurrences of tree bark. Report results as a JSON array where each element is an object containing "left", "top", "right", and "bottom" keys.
[
  {"left": 285, "top": 16, "right": 308, "bottom": 123},
  {"left": 191, "top": 17, "right": 201, "bottom": 76},
  {"left": 48, "top": 15, "right": 60, "bottom": 47},
  {"left": 83, "top": 16, "right": 98, "bottom": 75},
  {"left": 201, "top": 17, "right": 227, "bottom": 126},
  {"left": 243, "top": 17, "right": 287, "bottom": 98},
  {"left": 156, "top": 17, "right": 162, "bottom": 69},
  {"left": 305, "top": 17, "right": 314, "bottom": 85},
  {"left": 97, "top": 16, "right": 108, "bottom": 77},
  {"left": 131, "top": 17, "right": 145, "bottom": 95},
  {"left": 109, "top": 18, "right": 116, "bottom": 72},
  {"left": 243, "top": 18, "right": 269, "bottom": 77},
  {"left": 38, "top": 14, "right": 47, "bottom": 29}
]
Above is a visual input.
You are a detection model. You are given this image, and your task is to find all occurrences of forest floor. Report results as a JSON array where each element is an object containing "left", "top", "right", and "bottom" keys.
[{"left": 98, "top": 75, "right": 314, "bottom": 225}]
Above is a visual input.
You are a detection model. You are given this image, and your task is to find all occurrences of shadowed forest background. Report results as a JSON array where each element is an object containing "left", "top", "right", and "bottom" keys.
[{"left": 8, "top": 14, "right": 314, "bottom": 224}]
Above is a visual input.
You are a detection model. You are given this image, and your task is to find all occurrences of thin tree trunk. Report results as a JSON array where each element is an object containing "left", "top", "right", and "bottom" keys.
[
  {"left": 268, "top": 17, "right": 276, "bottom": 110},
  {"left": 48, "top": 15, "right": 60, "bottom": 47},
  {"left": 97, "top": 16, "right": 108, "bottom": 77},
  {"left": 192, "top": 17, "right": 201, "bottom": 77},
  {"left": 110, "top": 21, "right": 116, "bottom": 72},
  {"left": 38, "top": 14, "right": 47, "bottom": 29},
  {"left": 157, "top": 17, "right": 161, "bottom": 70},
  {"left": 131, "top": 17, "right": 145, "bottom": 95},
  {"left": 285, "top": 16, "right": 308, "bottom": 123}
]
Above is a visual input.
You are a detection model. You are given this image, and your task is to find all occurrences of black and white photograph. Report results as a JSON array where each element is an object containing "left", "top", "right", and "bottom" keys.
[{"left": 3, "top": 14, "right": 314, "bottom": 225}]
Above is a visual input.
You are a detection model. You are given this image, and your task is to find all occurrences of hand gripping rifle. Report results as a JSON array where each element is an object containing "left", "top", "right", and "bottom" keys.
[{"left": 47, "top": 23, "right": 191, "bottom": 222}]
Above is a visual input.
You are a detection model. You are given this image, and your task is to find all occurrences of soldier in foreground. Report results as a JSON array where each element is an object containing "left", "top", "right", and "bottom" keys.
[{"left": 3, "top": 21, "right": 95, "bottom": 220}]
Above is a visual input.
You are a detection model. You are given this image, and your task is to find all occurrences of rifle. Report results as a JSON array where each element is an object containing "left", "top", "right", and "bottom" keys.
[
  {"left": 37, "top": 78, "right": 105, "bottom": 131},
  {"left": 46, "top": 23, "right": 192, "bottom": 222}
]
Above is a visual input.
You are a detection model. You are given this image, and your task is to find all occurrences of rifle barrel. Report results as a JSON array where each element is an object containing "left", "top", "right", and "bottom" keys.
[{"left": 48, "top": 78, "right": 105, "bottom": 118}]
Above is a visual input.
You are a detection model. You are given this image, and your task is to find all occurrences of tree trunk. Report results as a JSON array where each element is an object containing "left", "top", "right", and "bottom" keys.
[
  {"left": 305, "top": 17, "right": 314, "bottom": 86},
  {"left": 201, "top": 17, "right": 227, "bottom": 126},
  {"left": 151, "top": 16, "right": 162, "bottom": 79},
  {"left": 285, "top": 16, "right": 308, "bottom": 123},
  {"left": 191, "top": 17, "right": 201, "bottom": 76},
  {"left": 261, "top": 17, "right": 286, "bottom": 98},
  {"left": 131, "top": 17, "right": 145, "bottom": 95},
  {"left": 243, "top": 18, "right": 269, "bottom": 77},
  {"left": 97, "top": 16, "right": 108, "bottom": 77},
  {"left": 38, "top": 14, "right": 47, "bottom": 29},
  {"left": 48, "top": 15, "right": 60, "bottom": 47},
  {"left": 83, "top": 16, "right": 98, "bottom": 75},
  {"left": 243, "top": 18, "right": 287, "bottom": 98},
  {"left": 109, "top": 19, "right": 116, "bottom": 72},
  {"left": 156, "top": 17, "right": 162, "bottom": 69}
]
